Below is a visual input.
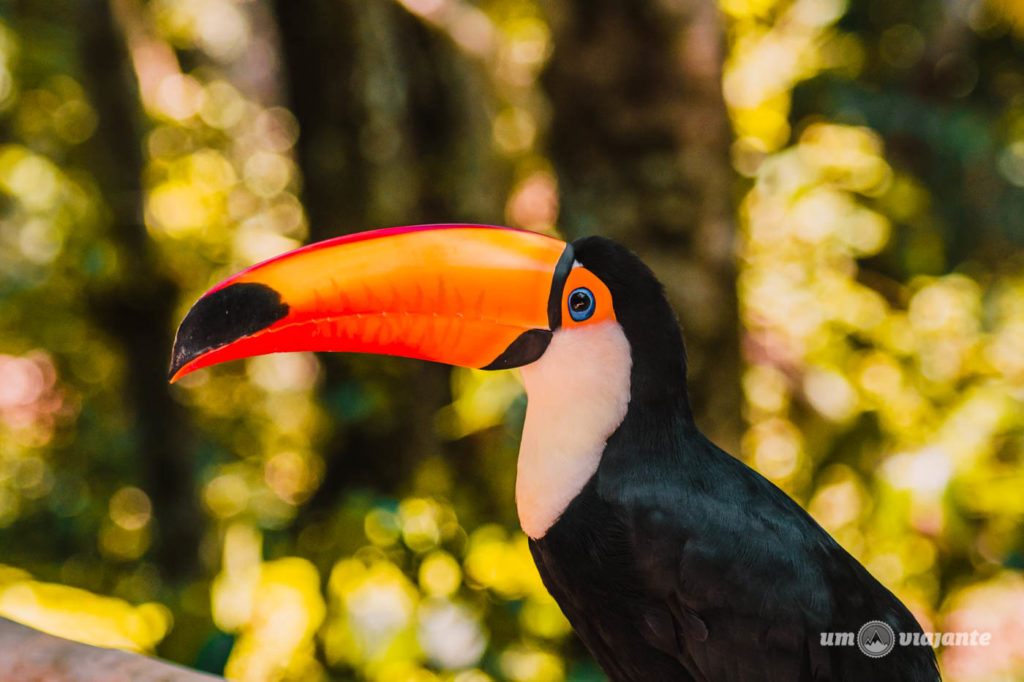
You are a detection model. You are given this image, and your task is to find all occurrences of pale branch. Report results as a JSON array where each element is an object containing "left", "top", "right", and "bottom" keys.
[{"left": 0, "top": 618, "right": 222, "bottom": 682}]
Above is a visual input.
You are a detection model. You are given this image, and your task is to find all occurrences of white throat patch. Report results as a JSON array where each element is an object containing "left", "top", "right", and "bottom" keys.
[{"left": 516, "top": 321, "right": 632, "bottom": 538}]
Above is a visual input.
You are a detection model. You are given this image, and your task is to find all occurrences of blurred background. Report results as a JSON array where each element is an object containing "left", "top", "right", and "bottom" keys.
[{"left": 1, "top": 0, "right": 1024, "bottom": 680}]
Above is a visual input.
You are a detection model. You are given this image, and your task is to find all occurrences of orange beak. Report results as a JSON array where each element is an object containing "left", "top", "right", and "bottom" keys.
[{"left": 169, "top": 225, "right": 573, "bottom": 382}]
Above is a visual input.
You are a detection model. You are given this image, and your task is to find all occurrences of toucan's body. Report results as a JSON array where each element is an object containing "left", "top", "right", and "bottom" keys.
[
  {"left": 170, "top": 225, "right": 940, "bottom": 681},
  {"left": 532, "top": 409, "right": 932, "bottom": 682}
]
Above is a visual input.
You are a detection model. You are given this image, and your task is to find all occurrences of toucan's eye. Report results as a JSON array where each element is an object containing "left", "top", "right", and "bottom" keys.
[{"left": 568, "top": 287, "right": 595, "bottom": 321}]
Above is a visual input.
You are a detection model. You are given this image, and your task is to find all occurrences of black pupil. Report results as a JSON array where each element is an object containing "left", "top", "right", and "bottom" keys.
[{"left": 570, "top": 291, "right": 591, "bottom": 312}]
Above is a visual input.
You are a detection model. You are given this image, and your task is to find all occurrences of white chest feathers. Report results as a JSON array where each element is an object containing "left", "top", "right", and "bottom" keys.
[{"left": 516, "top": 321, "right": 632, "bottom": 538}]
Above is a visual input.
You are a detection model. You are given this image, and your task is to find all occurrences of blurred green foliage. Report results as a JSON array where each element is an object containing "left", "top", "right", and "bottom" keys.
[{"left": 0, "top": 0, "right": 1023, "bottom": 681}]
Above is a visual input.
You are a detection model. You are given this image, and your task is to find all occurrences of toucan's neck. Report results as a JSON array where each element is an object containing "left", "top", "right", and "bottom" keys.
[
  {"left": 515, "top": 305, "right": 695, "bottom": 539},
  {"left": 516, "top": 321, "right": 633, "bottom": 539},
  {"left": 626, "top": 336, "right": 692, "bottom": 420}
]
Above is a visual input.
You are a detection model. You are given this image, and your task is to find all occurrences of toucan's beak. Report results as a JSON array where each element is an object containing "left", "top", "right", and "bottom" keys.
[{"left": 169, "top": 225, "right": 573, "bottom": 382}]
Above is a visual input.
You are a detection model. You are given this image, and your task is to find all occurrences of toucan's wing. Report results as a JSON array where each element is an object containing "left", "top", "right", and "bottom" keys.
[
  {"left": 626, "top": 460, "right": 830, "bottom": 679},
  {"left": 625, "top": 441, "right": 940, "bottom": 682}
]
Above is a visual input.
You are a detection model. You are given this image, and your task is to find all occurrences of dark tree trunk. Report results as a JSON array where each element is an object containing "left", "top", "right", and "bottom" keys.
[
  {"left": 272, "top": 0, "right": 506, "bottom": 526},
  {"left": 271, "top": 0, "right": 371, "bottom": 240},
  {"left": 76, "top": 0, "right": 202, "bottom": 582},
  {"left": 542, "top": 0, "right": 742, "bottom": 450}
]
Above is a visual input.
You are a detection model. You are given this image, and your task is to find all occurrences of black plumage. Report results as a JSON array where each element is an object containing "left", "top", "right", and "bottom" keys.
[{"left": 529, "top": 237, "right": 940, "bottom": 681}]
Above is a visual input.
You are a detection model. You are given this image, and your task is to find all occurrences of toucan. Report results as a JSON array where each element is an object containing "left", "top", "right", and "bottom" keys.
[{"left": 169, "top": 225, "right": 940, "bottom": 681}]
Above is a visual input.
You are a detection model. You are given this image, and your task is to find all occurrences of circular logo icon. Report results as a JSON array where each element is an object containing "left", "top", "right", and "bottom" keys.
[{"left": 857, "top": 620, "right": 896, "bottom": 658}]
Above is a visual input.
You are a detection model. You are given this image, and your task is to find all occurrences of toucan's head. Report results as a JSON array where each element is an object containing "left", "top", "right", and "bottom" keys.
[{"left": 169, "top": 224, "right": 686, "bottom": 393}]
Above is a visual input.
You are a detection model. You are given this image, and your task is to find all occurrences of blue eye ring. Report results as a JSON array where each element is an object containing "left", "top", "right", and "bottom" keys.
[{"left": 568, "top": 287, "right": 595, "bottom": 322}]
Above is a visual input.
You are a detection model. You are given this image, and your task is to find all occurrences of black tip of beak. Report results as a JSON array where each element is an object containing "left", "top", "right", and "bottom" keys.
[{"left": 168, "top": 282, "right": 290, "bottom": 380}]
